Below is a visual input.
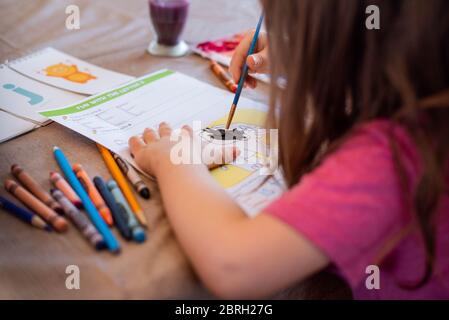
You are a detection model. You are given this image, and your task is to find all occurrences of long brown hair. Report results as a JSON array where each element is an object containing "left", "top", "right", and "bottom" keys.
[{"left": 261, "top": 0, "right": 449, "bottom": 287}]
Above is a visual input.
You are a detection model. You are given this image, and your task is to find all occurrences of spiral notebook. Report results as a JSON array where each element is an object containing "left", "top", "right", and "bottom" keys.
[
  {"left": 0, "top": 47, "right": 134, "bottom": 143},
  {"left": 0, "top": 64, "right": 82, "bottom": 125},
  {"left": 0, "top": 110, "right": 38, "bottom": 143},
  {"left": 7, "top": 47, "right": 134, "bottom": 95}
]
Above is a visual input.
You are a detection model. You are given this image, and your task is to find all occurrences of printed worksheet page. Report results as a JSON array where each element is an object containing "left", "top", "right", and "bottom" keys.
[{"left": 40, "top": 70, "right": 284, "bottom": 215}]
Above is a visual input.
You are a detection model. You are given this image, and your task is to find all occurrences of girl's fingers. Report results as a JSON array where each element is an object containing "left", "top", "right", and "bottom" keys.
[
  {"left": 181, "top": 125, "right": 193, "bottom": 136},
  {"left": 223, "top": 145, "right": 240, "bottom": 163},
  {"left": 159, "top": 122, "right": 172, "bottom": 138},
  {"left": 229, "top": 31, "right": 256, "bottom": 82},
  {"left": 207, "top": 146, "right": 240, "bottom": 170},
  {"left": 246, "top": 77, "right": 257, "bottom": 89},
  {"left": 229, "top": 31, "right": 268, "bottom": 83},
  {"left": 128, "top": 136, "right": 145, "bottom": 157},
  {"left": 246, "top": 49, "right": 269, "bottom": 74},
  {"left": 143, "top": 127, "right": 158, "bottom": 143}
]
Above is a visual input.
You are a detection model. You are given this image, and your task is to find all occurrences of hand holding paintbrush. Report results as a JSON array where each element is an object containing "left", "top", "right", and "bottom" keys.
[{"left": 225, "top": 14, "right": 265, "bottom": 129}]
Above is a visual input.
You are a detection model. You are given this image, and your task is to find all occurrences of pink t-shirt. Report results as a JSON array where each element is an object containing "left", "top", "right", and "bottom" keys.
[{"left": 266, "top": 119, "right": 449, "bottom": 299}]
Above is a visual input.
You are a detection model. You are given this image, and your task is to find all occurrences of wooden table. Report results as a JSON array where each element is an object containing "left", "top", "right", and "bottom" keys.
[
  {"left": 0, "top": 0, "right": 268, "bottom": 299},
  {"left": 0, "top": 0, "right": 352, "bottom": 300}
]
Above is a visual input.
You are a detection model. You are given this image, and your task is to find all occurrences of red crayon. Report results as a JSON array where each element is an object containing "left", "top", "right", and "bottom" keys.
[
  {"left": 5, "top": 179, "right": 68, "bottom": 232},
  {"left": 11, "top": 164, "right": 64, "bottom": 214},
  {"left": 50, "top": 172, "right": 82, "bottom": 209},
  {"left": 209, "top": 60, "right": 238, "bottom": 93}
]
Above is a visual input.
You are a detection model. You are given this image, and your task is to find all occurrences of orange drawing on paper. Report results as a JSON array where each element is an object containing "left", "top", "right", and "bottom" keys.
[{"left": 44, "top": 63, "right": 96, "bottom": 84}]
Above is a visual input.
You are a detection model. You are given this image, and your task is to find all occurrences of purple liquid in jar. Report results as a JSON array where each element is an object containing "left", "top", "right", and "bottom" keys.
[{"left": 149, "top": 0, "right": 189, "bottom": 46}]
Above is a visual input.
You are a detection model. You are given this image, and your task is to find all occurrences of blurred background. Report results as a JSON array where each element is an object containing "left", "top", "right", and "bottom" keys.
[{"left": 0, "top": 0, "right": 262, "bottom": 77}]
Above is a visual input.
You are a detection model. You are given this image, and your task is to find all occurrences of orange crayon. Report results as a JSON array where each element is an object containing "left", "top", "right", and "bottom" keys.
[
  {"left": 72, "top": 164, "right": 113, "bottom": 226},
  {"left": 97, "top": 144, "right": 147, "bottom": 227},
  {"left": 50, "top": 172, "right": 82, "bottom": 209},
  {"left": 4, "top": 179, "right": 68, "bottom": 232},
  {"left": 11, "top": 164, "right": 64, "bottom": 214},
  {"left": 209, "top": 60, "right": 238, "bottom": 93}
]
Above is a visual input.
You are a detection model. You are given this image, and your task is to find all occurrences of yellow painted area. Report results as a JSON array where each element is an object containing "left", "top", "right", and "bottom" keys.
[
  {"left": 255, "top": 152, "right": 266, "bottom": 160},
  {"left": 208, "top": 108, "right": 267, "bottom": 189},
  {"left": 208, "top": 108, "right": 266, "bottom": 127},
  {"left": 210, "top": 164, "right": 254, "bottom": 188}
]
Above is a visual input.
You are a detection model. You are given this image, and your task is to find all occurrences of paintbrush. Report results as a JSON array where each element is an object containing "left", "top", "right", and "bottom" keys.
[{"left": 225, "top": 14, "right": 265, "bottom": 129}]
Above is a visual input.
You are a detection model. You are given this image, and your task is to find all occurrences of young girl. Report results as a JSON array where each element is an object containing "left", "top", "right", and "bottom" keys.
[{"left": 129, "top": 0, "right": 449, "bottom": 299}]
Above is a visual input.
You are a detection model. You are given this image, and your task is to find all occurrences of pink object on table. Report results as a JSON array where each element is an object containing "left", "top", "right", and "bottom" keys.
[{"left": 197, "top": 33, "right": 244, "bottom": 54}]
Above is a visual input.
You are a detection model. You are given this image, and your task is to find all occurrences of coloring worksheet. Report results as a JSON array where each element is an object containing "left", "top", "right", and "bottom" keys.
[
  {"left": 200, "top": 108, "right": 284, "bottom": 215},
  {"left": 8, "top": 47, "right": 134, "bottom": 95},
  {"left": 0, "top": 65, "right": 83, "bottom": 125},
  {"left": 39, "top": 70, "right": 285, "bottom": 215}
]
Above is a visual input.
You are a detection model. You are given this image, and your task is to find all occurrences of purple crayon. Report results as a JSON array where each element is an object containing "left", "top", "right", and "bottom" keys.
[{"left": 51, "top": 189, "right": 105, "bottom": 250}]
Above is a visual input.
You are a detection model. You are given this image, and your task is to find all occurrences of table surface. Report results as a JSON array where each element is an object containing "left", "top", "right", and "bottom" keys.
[
  {"left": 0, "top": 0, "right": 269, "bottom": 299},
  {"left": 0, "top": 0, "right": 351, "bottom": 300}
]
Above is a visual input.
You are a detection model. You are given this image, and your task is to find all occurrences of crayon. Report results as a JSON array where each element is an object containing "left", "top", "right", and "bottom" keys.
[
  {"left": 51, "top": 189, "right": 105, "bottom": 250},
  {"left": 97, "top": 144, "right": 147, "bottom": 227},
  {"left": 107, "top": 180, "right": 146, "bottom": 243},
  {"left": 0, "top": 195, "right": 51, "bottom": 232},
  {"left": 72, "top": 164, "right": 114, "bottom": 226},
  {"left": 50, "top": 172, "right": 82, "bottom": 209},
  {"left": 111, "top": 152, "right": 151, "bottom": 199},
  {"left": 11, "top": 164, "right": 64, "bottom": 214},
  {"left": 209, "top": 59, "right": 238, "bottom": 93},
  {"left": 53, "top": 146, "right": 119, "bottom": 253},
  {"left": 94, "top": 176, "right": 132, "bottom": 240},
  {"left": 4, "top": 179, "right": 68, "bottom": 232}
]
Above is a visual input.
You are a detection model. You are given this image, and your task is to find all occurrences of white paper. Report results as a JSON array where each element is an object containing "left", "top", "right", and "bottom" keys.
[
  {"left": 40, "top": 70, "right": 284, "bottom": 215},
  {"left": 0, "top": 110, "right": 37, "bottom": 143},
  {"left": 0, "top": 65, "right": 83, "bottom": 124},
  {"left": 8, "top": 47, "right": 134, "bottom": 95}
]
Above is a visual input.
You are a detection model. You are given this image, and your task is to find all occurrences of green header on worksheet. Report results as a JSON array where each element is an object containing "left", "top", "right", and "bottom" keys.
[{"left": 40, "top": 70, "right": 175, "bottom": 117}]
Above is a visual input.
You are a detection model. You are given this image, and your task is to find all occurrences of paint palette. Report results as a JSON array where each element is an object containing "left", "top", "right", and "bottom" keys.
[{"left": 193, "top": 33, "right": 270, "bottom": 84}]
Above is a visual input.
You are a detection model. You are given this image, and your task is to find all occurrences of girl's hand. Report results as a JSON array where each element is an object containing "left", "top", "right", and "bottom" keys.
[
  {"left": 128, "top": 122, "right": 239, "bottom": 177},
  {"left": 229, "top": 30, "right": 269, "bottom": 89}
]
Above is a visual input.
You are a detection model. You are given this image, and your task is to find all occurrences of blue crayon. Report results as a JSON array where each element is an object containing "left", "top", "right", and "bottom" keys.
[
  {"left": 53, "top": 146, "right": 120, "bottom": 253},
  {"left": 93, "top": 176, "right": 132, "bottom": 241},
  {"left": 0, "top": 195, "right": 51, "bottom": 231},
  {"left": 107, "top": 180, "right": 146, "bottom": 243}
]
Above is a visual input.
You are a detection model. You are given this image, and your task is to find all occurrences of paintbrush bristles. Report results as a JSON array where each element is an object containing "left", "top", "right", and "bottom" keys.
[{"left": 225, "top": 104, "right": 237, "bottom": 129}]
